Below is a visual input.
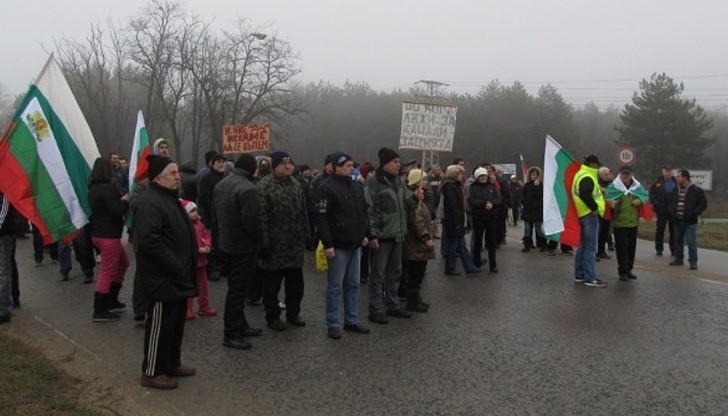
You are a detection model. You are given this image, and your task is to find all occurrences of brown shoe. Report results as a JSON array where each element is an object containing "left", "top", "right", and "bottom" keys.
[
  {"left": 171, "top": 365, "right": 196, "bottom": 377},
  {"left": 140, "top": 374, "right": 179, "bottom": 389}
]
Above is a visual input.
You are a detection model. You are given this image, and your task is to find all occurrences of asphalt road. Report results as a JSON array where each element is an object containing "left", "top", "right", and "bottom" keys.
[{"left": 3, "top": 227, "right": 728, "bottom": 416}]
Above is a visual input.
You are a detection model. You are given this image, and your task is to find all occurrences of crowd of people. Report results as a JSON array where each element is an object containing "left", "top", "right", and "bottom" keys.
[{"left": 0, "top": 143, "right": 710, "bottom": 389}]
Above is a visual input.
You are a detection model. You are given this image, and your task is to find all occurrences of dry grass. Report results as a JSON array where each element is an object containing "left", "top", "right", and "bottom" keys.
[{"left": 637, "top": 221, "right": 728, "bottom": 252}]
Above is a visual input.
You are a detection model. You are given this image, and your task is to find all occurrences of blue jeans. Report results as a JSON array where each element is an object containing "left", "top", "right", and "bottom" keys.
[
  {"left": 58, "top": 227, "right": 95, "bottom": 276},
  {"left": 0, "top": 235, "right": 15, "bottom": 318},
  {"left": 674, "top": 222, "right": 698, "bottom": 264},
  {"left": 326, "top": 248, "right": 361, "bottom": 328},
  {"left": 444, "top": 235, "right": 477, "bottom": 273},
  {"left": 574, "top": 212, "right": 599, "bottom": 281}
]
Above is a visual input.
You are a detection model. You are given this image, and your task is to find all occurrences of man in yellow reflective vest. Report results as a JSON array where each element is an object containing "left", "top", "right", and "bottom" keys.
[{"left": 572, "top": 155, "right": 607, "bottom": 288}]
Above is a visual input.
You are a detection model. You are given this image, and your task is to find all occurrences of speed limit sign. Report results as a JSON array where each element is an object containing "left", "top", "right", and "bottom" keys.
[{"left": 618, "top": 147, "right": 636, "bottom": 165}]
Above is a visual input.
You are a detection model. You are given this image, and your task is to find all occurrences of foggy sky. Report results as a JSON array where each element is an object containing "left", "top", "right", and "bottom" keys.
[{"left": 3, "top": 0, "right": 728, "bottom": 109}]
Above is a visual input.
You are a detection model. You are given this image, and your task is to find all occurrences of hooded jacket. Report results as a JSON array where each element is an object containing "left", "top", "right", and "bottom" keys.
[{"left": 364, "top": 168, "right": 408, "bottom": 242}]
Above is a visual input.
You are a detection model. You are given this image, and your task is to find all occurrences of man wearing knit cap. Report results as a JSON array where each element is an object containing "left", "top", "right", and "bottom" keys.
[
  {"left": 134, "top": 155, "right": 197, "bottom": 389},
  {"left": 214, "top": 154, "right": 263, "bottom": 349},
  {"left": 314, "top": 151, "right": 371, "bottom": 339},
  {"left": 256, "top": 150, "right": 310, "bottom": 331},
  {"left": 364, "top": 147, "right": 411, "bottom": 324}
]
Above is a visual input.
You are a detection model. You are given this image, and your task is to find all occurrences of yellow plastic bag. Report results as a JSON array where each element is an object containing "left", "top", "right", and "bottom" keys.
[{"left": 315, "top": 241, "right": 328, "bottom": 272}]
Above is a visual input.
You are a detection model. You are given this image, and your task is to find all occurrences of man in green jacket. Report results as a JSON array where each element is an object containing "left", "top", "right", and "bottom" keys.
[
  {"left": 365, "top": 148, "right": 411, "bottom": 324},
  {"left": 605, "top": 165, "right": 649, "bottom": 281}
]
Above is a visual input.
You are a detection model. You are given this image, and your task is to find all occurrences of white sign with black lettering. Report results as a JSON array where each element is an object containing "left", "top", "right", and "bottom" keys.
[{"left": 399, "top": 101, "right": 457, "bottom": 152}]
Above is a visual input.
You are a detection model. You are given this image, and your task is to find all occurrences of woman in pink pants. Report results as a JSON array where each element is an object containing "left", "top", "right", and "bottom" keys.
[{"left": 87, "top": 157, "right": 130, "bottom": 322}]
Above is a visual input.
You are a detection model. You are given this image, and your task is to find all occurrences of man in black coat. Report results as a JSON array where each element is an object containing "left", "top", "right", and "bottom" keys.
[
  {"left": 668, "top": 169, "right": 708, "bottom": 270},
  {"left": 649, "top": 165, "right": 677, "bottom": 256},
  {"left": 214, "top": 154, "right": 264, "bottom": 350},
  {"left": 134, "top": 155, "right": 197, "bottom": 390}
]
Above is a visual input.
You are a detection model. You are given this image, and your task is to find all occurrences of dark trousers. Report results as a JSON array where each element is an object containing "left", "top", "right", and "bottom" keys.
[
  {"left": 142, "top": 299, "right": 187, "bottom": 377},
  {"left": 58, "top": 225, "right": 94, "bottom": 275},
  {"left": 655, "top": 213, "right": 675, "bottom": 255},
  {"left": 613, "top": 226, "right": 638, "bottom": 275},
  {"left": 598, "top": 218, "right": 611, "bottom": 254},
  {"left": 360, "top": 245, "right": 370, "bottom": 279},
  {"left": 10, "top": 238, "right": 19, "bottom": 306},
  {"left": 247, "top": 266, "right": 264, "bottom": 302},
  {"left": 224, "top": 252, "right": 256, "bottom": 340},
  {"left": 472, "top": 217, "right": 497, "bottom": 268},
  {"left": 496, "top": 215, "right": 507, "bottom": 245},
  {"left": 132, "top": 249, "right": 147, "bottom": 316},
  {"left": 404, "top": 260, "right": 427, "bottom": 290},
  {"left": 262, "top": 267, "right": 304, "bottom": 322}
]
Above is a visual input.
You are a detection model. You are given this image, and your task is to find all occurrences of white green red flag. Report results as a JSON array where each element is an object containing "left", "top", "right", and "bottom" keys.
[
  {"left": 542, "top": 135, "right": 581, "bottom": 246},
  {"left": 0, "top": 55, "right": 99, "bottom": 244},
  {"left": 605, "top": 175, "right": 653, "bottom": 222},
  {"left": 128, "top": 110, "right": 150, "bottom": 193}
]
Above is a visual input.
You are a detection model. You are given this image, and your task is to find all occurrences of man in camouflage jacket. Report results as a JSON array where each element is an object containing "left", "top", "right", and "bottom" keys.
[{"left": 256, "top": 151, "right": 309, "bottom": 331}]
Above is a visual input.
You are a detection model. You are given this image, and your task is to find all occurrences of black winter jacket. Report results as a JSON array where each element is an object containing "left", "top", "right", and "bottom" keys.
[
  {"left": 213, "top": 168, "right": 262, "bottom": 254},
  {"left": 441, "top": 179, "right": 466, "bottom": 238},
  {"left": 133, "top": 182, "right": 197, "bottom": 302},
  {"left": 468, "top": 181, "right": 502, "bottom": 220},
  {"left": 197, "top": 169, "right": 224, "bottom": 225},
  {"left": 88, "top": 182, "right": 128, "bottom": 239},
  {"left": 649, "top": 176, "right": 677, "bottom": 216},
  {"left": 521, "top": 181, "right": 544, "bottom": 223},
  {"left": 669, "top": 184, "right": 708, "bottom": 224},
  {"left": 314, "top": 174, "right": 369, "bottom": 250},
  {"left": 0, "top": 193, "right": 20, "bottom": 237}
]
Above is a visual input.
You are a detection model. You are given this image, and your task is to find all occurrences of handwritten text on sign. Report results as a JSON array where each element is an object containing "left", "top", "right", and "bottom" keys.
[
  {"left": 222, "top": 123, "right": 270, "bottom": 154},
  {"left": 399, "top": 101, "right": 457, "bottom": 152}
]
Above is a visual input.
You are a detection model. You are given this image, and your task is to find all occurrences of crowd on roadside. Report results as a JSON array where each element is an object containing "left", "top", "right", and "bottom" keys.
[{"left": 0, "top": 142, "right": 708, "bottom": 389}]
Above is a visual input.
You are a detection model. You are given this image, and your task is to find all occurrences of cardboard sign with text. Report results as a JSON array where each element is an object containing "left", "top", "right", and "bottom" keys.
[
  {"left": 222, "top": 123, "right": 270, "bottom": 154},
  {"left": 399, "top": 101, "right": 457, "bottom": 152}
]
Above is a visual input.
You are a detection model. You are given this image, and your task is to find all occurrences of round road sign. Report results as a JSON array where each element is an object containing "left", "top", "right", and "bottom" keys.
[{"left": 618, "top": 147, "right": 636, "bottom": 165}]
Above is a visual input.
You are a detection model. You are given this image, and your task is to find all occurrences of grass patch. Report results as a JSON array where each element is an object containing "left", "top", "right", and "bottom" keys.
[
  {"left": 0, "top": 334, "right": 105, "bottom": 416},
  {"left": 637, "top": 221, "right": 728, "bottom": 252}
]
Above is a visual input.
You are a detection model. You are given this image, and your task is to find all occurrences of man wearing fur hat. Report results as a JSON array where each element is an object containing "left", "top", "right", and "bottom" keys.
[
  {"left": 134, "top": 154, "right": 197, "bottom": 389},
  {"left": 314, "top": 151, "right": 371, "bottom": 339},
  {"left": 256, "top": 151, "right": 309, "bottom": 331},
  {"left": 364, "top": 147, "right": 412, "bottom": 324},
  {"left": 214, "top": 154, "right": 264, "bottom": 349}
]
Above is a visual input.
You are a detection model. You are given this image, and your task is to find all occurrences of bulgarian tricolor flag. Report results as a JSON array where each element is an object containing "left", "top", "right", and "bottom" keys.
[
  {"left": 0, "top": 55, "right": 99, "bottom": 245},
  {"left": 128, "top": 110, "right": 150, "bottom": 193},
  {"left": 542, "top": 135, "right": 582, "bottom": 246}
]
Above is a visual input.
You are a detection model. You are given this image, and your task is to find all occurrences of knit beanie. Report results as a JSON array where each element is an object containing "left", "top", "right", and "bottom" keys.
[
  {"left": 180, "top": 199, "right": 197, "bottom": 214},
  {"left": 378, "top": 147, "right": 400, "bottom": 166},
  {"left": 359, "top": 161, "right": 375, "bottom": 179},
  {"left": 147, "top": 154, "right": 173, "bottom": 180},
  {"left": 407, "top": 169, "right": 426, "bottom": 186},
  {"left": 330, "top": 151, "right": 352, "bottom": 167},
  {"left": 270, "top": 151, "right": 292, "bottom": 170},
  {"left": 235, "top": 154, "right": 258, "bottom": 174}
]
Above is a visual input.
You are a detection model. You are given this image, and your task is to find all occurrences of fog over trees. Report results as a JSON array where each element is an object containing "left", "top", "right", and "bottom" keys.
[{"left": 1, "top": 0, "right": 727, "bottom": 190}]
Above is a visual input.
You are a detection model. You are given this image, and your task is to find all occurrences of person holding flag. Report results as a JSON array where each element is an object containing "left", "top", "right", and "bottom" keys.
[{"left": 605, "top": 165, "right": 651, "bottom": 281}]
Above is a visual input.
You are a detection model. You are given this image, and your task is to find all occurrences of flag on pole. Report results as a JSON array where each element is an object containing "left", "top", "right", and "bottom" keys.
[
  {"left": 128, "top": 110, "right": 150, "bottom": 193},
  {"left": 542, "top": 135, "right": 581, "bottom": 246},
  {"left": 605, "top": 175, "right": 653, "bottom": 223},
  {"left": 519, "top": 154, "right": 528, "bottom": 183},
  {"left": 0, "top": 55, "right": 99, "bottom": 245}
]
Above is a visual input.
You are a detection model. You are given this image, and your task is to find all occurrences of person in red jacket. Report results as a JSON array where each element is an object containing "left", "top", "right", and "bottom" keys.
[{"left": 181, "top": 200, "right": 217, "bottom": 319}]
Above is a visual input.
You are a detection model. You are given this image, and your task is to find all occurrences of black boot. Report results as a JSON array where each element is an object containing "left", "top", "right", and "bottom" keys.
[
  {"left": 108, "top": 282, "right": 126, "bottom": 310},
  {"left": 405, "top": 289, "right": 429, "bottom": 313},
  {"left": 93, "top": 292, "right": 120, "bottom": 322}
]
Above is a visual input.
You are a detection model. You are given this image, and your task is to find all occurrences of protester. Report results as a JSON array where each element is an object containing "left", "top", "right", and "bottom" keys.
[
  {"left": 135, "top": 155, "right": 197, "bottom": 389},
  {"left": 0, "top": 191, "right": 20, "bottom": 324},
  {"left": 181, "top": 200, "right": 217, "bottom": 320},
  {"left": 441, "top": 164, "right": 480, "bottom": 276},
  {"left": 403, "top": 169, "right": 435, "bottom": 312},
  {"left": 214, "top": 154, "right": 263, "bottom": 350},
  {"left": 87, "top": 157, "right": 130, "bottom": 322},
  {"left": 468, "top": 168, "right": 502, "bottom": 273},
  {"left": 649, "top": 165, "right": 677, "bottom": 256},
  {"left": 257, "top": 151, "right": 309, "bottom": 331},
  {"left": 669, "top": 169, "right": 708, "bottom": 270},
  {"left": 572, "top": 155, "right": 607, "bottom": 287},
  {"left": 314, "top": 151, "right": 371, "bottom": 339}
]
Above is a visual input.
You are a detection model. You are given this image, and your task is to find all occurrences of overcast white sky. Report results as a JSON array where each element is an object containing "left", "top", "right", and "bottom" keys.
[{"left": 3, "top": 0, "right": 728, "bottom": 109}]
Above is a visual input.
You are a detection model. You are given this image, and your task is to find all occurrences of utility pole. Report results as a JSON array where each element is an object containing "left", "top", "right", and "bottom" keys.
[{"left": 415, "top": 80, "right": 448, "bottom": 169}]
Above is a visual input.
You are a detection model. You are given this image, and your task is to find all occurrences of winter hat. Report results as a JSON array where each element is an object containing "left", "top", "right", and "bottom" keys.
[
  {"left": 152, "top": 138, "right": 169, "bottom": 155},
  {"left": 619, "top": 165, "right": 633, "bottom": 174},
  {"left": 474, "top": 167, "right": 489, "bottom": 179},
  {"left": 407, "top": 169, "right": 426, "bottom": 186},
  {"left": 180, "top": 199, "right": 197, "bottom": 214},
  {"left": 147, "top": 154, "right": 173, "bottom": 180},
  {"left": 270, "top": 151, "right": 292, "bottom": 170},
  {"left": 330, "top": 151, "right": 352, "bottom": 167},
  {"left": 235, "top": 154, "right": 258, "bottom": 174},
  {"left": 359, "top": 161, "right": 375, "bottom": 178},
  {"left": 378, "top": 147, "right": 400, "bottom": 166},
  {"left": 584, "top": 154, "right": 601, "bottom": 166},
  {"left": 403, "top": 158, "right": 418, "bottom": 168}
]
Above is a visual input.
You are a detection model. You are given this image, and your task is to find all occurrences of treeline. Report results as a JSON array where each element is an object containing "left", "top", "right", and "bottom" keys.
[{"left": 0, "top": 0, "right": 726, "bottom": 191}]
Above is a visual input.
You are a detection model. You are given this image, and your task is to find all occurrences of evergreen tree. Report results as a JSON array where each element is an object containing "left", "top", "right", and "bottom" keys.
[{"left": 617, "top": 73, "right": 714, "bottom": 178}]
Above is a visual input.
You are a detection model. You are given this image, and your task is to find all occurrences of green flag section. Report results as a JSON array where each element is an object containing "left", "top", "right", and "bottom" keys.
[
  {"left": 605, "top": 175, "right": 653, "bottom": 222},
  {"left": 0, "top": 56, "right": 99, "bottom": 244},
  {"left": 542, "top": 135, "right": 582, "bottom": 246}
]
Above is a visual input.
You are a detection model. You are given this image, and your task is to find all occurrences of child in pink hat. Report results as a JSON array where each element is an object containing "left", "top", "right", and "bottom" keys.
[{"left": 181, "top": 199, "right": 217, "bottom": 319}]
